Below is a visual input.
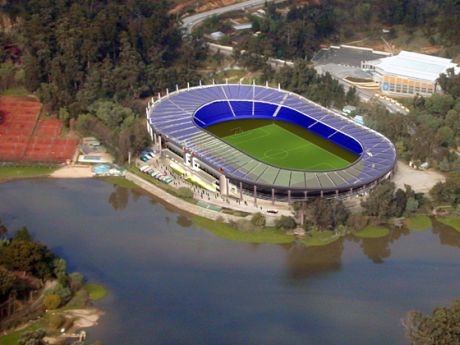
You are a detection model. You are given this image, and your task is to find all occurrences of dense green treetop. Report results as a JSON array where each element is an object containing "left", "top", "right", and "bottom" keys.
[{"left": 1, "top": 0, "right": 206, "bottom": 113}]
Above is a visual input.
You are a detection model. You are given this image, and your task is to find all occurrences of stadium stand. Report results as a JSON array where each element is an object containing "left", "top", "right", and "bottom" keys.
[{"left": 148, "top": 84, "right": 396, "bottom": 199}]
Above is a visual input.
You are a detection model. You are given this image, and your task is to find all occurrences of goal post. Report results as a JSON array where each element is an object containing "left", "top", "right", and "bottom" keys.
[{"left": 231, "top": 127, "right": 242, "bottom": 135}]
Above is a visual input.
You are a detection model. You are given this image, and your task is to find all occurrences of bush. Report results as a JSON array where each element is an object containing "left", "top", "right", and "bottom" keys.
[
  {"left": 43, "top": 294, "right": 61, "bottom": 310},
  {"left": 69, "top": 272, "right": 84, "bottom": 292},
  {"left": 230, "top": 219, "right": 254, "bottom": 232},
  {"left": 65, "top": 289, "right": 90, "bottom": 309},
  {"left": 47, "top": 283, "right": 71, "bottom": 305},
  {"left": 275, "top": 216, "right": 297, "bottom": 230},
  {"left": 251, "top": 212, "right": 266, "bottom": 227},
  {"left": 47, "top": 314, "right": 65, "bottom": 331},
  {"left": 19, "top": 329, "right": 47, "bottom": 345},
  {"left": 346, "top": 214, "right": 369, "bottom": 231},
  {"left": 405, "top": 197, "right": 419, "bottom": 214}
]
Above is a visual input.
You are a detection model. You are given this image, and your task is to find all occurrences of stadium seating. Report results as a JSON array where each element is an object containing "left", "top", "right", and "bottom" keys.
[{"left": 193, "top": 100, "right": 363, "bottom": 156}]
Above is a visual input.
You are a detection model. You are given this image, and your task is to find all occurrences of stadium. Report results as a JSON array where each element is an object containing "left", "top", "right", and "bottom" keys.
[{"left": 146, "top": 84, "right": 397, "bottom": 202}]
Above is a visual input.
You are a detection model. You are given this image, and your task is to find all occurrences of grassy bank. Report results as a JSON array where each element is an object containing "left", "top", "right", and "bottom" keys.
[
  {"left": 192, "top": 216, "right": 294, "bottom": 244},
  {"left": 0, "top": 166, "right": 57, "bottom": 180},
  {"left": 302, "top": 230, "right": 341, "bottom": 247},
  {"left": 99, "top": 176, "right": 138, "bottom": 189},
  {"left": 437, "top": 217, "right": 460, "bottom": 232},
  {"left": 84, "top": 283, "right": 108, "bottom": 301},
  {"left": 0, "top": 321, "right": 42, "bottom": 345},
  {"left": 406, "top": 215, "right": 432, "bottom": 231},
  {"left": 354, "top": 226, "right": 390, "bottom": 238}
]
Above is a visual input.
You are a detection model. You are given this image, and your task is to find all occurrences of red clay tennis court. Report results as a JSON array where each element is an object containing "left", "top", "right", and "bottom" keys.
[{"left": 0, "top": 96, "right": 78, "bottom": 162}]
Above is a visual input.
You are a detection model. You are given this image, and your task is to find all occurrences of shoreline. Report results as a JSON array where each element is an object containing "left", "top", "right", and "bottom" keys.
[
  {"left": 0, "top": 282, "right": 108, "bottom": 345},
  {"left": 1, "top": 165, "right": 459, "bottom": 245}
]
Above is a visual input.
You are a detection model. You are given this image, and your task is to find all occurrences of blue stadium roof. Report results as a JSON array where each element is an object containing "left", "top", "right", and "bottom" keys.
[{"left": 148, "top": 84, "right": 396, "bottom": 193}]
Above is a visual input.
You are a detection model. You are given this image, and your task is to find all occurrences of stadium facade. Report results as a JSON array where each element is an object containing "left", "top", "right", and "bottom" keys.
[
  {"left": 146, "top": 84, "right": 397, "bottom": 202},
  {"left": 363, "top": 51, "right": 460, "bottom": 97}
]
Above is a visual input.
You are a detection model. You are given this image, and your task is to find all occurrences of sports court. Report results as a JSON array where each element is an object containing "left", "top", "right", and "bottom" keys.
[
  {"left": 215, "top": 121, "right": 353, "bottom": 170},
  {"left": 0, "top": 96, "right": 78, "bottom": 162}
]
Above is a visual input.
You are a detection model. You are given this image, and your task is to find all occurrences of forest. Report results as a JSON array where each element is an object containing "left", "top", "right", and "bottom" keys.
[
  {"left": 0, "top": 0, "right": 459, "bottom": 168},
  {"left": 236, "top": 0, "right": 460, "bottom": 61},
  {"left": 0, "top": 0, "right": 208, "bottom": 161}
]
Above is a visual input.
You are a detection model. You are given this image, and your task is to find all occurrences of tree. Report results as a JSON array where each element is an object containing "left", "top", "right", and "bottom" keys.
[
  {"left": 69, "top": 272, "right": 84, "bottom": 292},
  {"left": 0, "top": 239, "right": 55, "bottom": 279},
  {"left": 43, "top": 294, "right": 61, "bottom": 310},
  {"left": 88, "top": 100, "right": 135, "bottom": 130},
  {"left": 18, "top": 329, "right": 47, "bottom": 345},
  {"left": 405, "top": 197, "right": 419, "bottom": 214},
  {"left": 47, "top": 282, "right": 71, "bottom": 304},
  {"left": 0, "top": 266, "right": 16, "bottom": 297},
  {"left": 275, "top": 216, "right": 297, "bottom": 230},
  {"left": 430, "top": 172, "right": 460, "bottom": 206},
  {"left": 251, "top": 213, "right": 266, "bottom": 227},
  {"left": 305, "top": 199, "right": 350, "bottom": 230},
  {"left": 435, "top": 126, "right": 454, "bottom": 146},
  {"left": 393, "top": 188, "right": 408, "bottom": 217},
  {"left": 14, "top": 227, "right": 32, "bottom": 242},
  {"left": 118, "top": 119, "right": 150, "bottom": 162},
  {"left": 403, "top": 298, "right": 460, "bottom": 345},
  {"left": 0, "top": 221, "right": 8, "bottom": 240},
  {"left": 111, "top": 32, "right": 145, "bottom": 100},
  {"left": 361, "top": 181, "right": 398, "bottom": 220}
]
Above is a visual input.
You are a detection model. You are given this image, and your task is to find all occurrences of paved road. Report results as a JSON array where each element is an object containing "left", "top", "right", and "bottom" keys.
[
  {"left": 182, "top": 2, "right": 406, "bottom": 114},
  {"left": 181, "top": 0, "right": 284, "bottom": 33}
]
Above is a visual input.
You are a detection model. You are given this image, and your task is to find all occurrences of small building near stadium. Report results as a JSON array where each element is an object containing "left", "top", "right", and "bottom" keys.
[{"left": 362, "top": 51, "right": 460, "bottom": 97}]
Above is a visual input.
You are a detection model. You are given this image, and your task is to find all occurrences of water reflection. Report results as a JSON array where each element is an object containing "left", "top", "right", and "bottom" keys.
[
  {"left": 349, "top": 228, "right": 411, "bottom": 264},
  {"left": 359, "top": 237, "right": 391, "bottom": 264},
  {"left": 432, "top": 218, "right": 460, "bottom": 248},
  {"left": 284, "top": 240, "right": 344, "bottom": 281},
  {"left": 2, "top": 179, "right": 459, "bottom": 345},
  {"left": 108, "top": 186, "right": 129, "bottom": 211},
  {"left": 177, "top": 215, "right": 192, "bottom": 228}
]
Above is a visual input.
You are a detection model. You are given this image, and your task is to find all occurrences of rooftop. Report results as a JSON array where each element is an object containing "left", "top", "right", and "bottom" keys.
[{"left": 373, "top": 51, "right": 460, "bottom": 82}]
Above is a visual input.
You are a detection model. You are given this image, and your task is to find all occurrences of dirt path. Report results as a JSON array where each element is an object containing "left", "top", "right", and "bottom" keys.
[
  {"left": 392, "top": 161, "right": 445, "bottom": 194},
  {"left": 50, "top": 165, "right": 93, "bottom": 178},
  {"left": 44, "top": 308, "right": 103, "bottom": 345}
]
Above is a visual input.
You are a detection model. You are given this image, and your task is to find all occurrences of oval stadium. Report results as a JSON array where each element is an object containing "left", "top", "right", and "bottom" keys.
[{"left": 146, "top": 84, "right": 396, "bottom": 202}]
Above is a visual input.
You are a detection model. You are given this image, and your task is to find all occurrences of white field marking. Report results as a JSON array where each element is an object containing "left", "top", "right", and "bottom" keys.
[{"left": 226, "top": 127, "right": 270, "bottom": 144}]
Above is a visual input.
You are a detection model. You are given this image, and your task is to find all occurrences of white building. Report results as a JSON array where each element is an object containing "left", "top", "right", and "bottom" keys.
[{"left": 362, "top": 51, "right": 460, "bottom": 96}]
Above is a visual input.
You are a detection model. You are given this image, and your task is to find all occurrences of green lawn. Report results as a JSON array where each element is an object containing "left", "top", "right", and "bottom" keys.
[
  {"left": 100, "top": 176, "right": 138, "bottom": 189},
  {"left": 354, "top": 226, "right": 390, "bottom": 238},
  {"left": 406, "top": 215, "right": 432, "bottom": 231},
  {"left": 437, "top": 217, "right": 460, "bottom": 232},
  {"left": 0, "top": 322, "right": 42, "bottom": 345},
  {"left": 0, "top": 166, "right": 57, "bottom": 179},
  {"left": 192, "top": 216, "right": 294, "bottom": 244},
  {"left": 213, "top": 121, "right": 353, "bottom": 170},
  {"left": 83, "top": 283, "right": 108, "bottom": 301}
]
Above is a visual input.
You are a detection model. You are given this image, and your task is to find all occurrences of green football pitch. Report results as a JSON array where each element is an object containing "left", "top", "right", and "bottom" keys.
[{"left": 207, "top": 120, "right": 357, "bottom": 171}]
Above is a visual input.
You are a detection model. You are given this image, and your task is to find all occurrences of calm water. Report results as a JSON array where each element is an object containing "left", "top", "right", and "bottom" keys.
[{"left": 1, "top": 179, "right": 459, "bottom": 345}]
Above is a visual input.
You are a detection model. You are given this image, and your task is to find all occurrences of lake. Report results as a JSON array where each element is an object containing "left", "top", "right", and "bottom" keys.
[{"left": 0, "top": 179, "right": 459, "bottom": 345}]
